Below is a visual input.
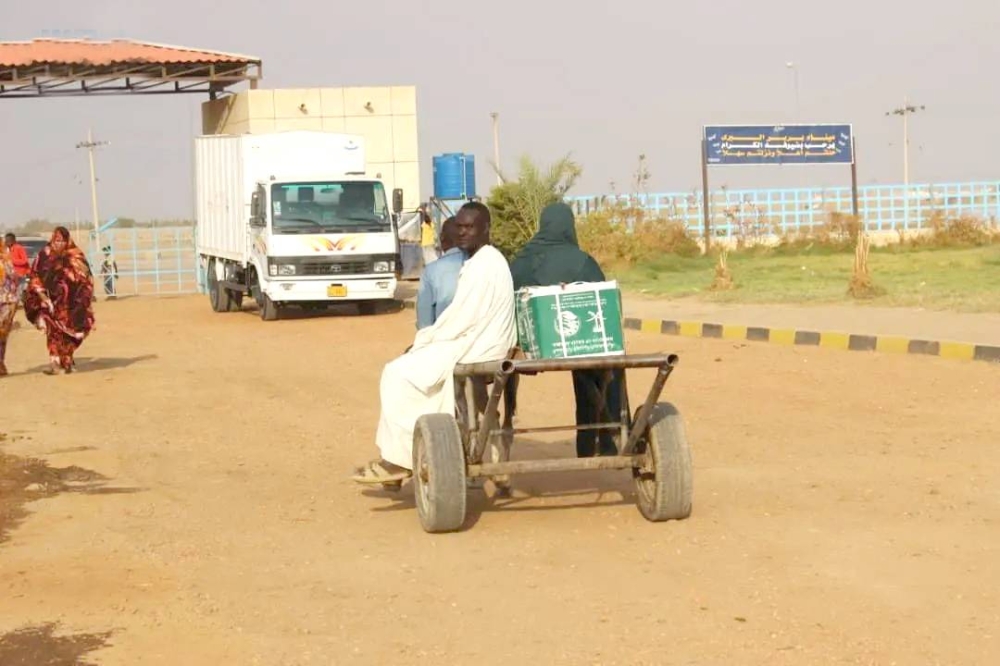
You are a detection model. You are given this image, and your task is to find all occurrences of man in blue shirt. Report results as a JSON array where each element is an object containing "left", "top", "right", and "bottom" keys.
[{"left": 415, "top": 216, "right": 466, "bottom": 329}]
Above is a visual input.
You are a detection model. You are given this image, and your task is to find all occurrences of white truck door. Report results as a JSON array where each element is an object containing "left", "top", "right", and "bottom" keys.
[{"left": 249, "top": 184, "right": 268, "bottom": 282}]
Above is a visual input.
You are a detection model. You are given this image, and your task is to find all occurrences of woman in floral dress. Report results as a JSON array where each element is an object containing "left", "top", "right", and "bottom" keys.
[{"left": 23, "top": 227, "right": 95, "bottom": 375}]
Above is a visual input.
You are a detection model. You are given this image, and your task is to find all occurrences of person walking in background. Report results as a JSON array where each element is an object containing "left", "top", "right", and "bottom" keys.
[
  {"left": 23, "top": 227, "right": 95, "bottom": 375},
  {"left": 0, "top": 241, "right": 20, "bottom": 376},
  {"left": 100, "top": 246, "right": 119, "bottom": 298},
  {"left": 420, "top": 208, "right": 439, "bottom": 268},
  {"left": 509, "top": 202, "right": 624, "bottom": 458},
  {"left": 4, "top": 233, "right": 30, "bottom": 300},
  {"left": 415, "top": 216, "right": 466, "bottom": 329}
]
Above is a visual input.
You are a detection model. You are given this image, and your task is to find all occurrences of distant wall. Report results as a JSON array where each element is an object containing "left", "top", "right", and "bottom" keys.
[
  {"left": 569, "top": 180, "right": 1000, "bottom": 239},
  {"left": 201, "top": 86, "right": 420, "bottom": 211}
]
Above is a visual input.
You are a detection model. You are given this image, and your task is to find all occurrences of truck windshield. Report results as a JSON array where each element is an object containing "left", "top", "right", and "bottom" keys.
[{"left": 270, "top": 181, "right": 391, "bottom": 234}]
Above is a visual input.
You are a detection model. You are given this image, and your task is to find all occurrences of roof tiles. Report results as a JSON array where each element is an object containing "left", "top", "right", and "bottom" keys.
[{"left": 0, "top": 39, "right": 260, "bottom": 68}]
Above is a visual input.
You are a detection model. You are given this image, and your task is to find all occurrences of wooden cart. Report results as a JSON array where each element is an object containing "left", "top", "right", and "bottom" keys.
[{"left": 410, "top": 353, "right": 692, "bottom": 533}]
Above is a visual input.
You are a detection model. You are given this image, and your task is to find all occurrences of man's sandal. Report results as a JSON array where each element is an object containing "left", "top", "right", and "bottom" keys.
[{"left": 351, "top": 460, "right": 412, "bottom": 489}]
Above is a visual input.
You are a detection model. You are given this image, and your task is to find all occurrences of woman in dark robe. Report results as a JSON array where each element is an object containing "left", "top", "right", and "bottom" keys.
[
  {"left": 509, "top": 202, "right": 624, "bottom": 458},
  {"left": 24, "top": 227, "right": 95, "bottom": 375}
]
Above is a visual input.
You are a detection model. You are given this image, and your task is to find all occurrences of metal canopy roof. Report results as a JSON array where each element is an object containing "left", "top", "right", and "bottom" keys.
[{"left": 0, "top": 39, "right": 262, "bottom": 99}]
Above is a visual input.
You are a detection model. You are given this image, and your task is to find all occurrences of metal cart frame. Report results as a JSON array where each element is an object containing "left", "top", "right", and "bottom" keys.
[{"left": 410, "top": 352, "right": 693, "bottom": 533}]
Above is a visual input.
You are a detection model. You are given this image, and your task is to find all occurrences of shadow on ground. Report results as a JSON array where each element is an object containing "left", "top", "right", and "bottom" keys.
[
  {"left": 361, "top": 438, "right": 639, "bottom": 531},
  {"left": 0, "top": 438, "right": 143, "bottom": 546},
  {"left": 24, "top": 355, "right": 158, "bottom": 375},
  {"left": 234, "top": 299, "right": 407, "bottom": 321},
  {"left": 0, "top": 622, "right": 114, "bottom": 666}
]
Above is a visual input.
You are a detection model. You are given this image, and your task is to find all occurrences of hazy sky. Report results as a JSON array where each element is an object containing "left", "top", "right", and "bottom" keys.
[{"left": 1, "top": 0, "right": 996, "bottom": 228}]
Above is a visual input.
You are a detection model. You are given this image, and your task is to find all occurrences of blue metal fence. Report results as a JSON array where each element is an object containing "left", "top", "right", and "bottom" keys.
[
  {"left": 85, "top": 224, "right": 198, "bottom": 296},
  {"left": 74, "top": 179, "right": 1000, "bottom": 298},
  {"left": 568, "top": 180, "right": 1000, "bottom": 238}
]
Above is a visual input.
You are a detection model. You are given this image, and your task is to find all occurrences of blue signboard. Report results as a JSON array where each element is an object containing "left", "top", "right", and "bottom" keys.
[{"left": 704, "top": 124, "right": 854, "bottom": 165}]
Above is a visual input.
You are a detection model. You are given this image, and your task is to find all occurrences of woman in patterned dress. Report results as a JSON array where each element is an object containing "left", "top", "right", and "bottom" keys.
[
  {"left": 23, "top": 227, "right": 95, "bottom": 375},
  {"left": 0, "top": 241, "right": 20, "bottom": 376}
]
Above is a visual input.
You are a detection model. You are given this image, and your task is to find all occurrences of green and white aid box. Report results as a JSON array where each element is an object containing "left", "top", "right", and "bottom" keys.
[{"left": 515, "top": 280, "right": 625, "bottom": 359}]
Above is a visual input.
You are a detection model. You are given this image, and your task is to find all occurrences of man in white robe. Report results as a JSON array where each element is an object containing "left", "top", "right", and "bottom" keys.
[{"left": 353, "top": 202, "right": 515, "bottom": 483}]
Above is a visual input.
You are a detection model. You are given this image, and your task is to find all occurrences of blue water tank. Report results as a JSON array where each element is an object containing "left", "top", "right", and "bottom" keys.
[{"left": 432, "top": 153, "right": 477, "bottom": 199}]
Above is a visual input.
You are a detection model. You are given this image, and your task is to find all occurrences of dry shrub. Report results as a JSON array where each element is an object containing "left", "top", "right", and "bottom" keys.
[
  {"left": 913, "top": 211, "right": 995, "bottom": 248},
  {"left": 721, "top": 201, "right": 771, "bottom": 249},
  {"left": 709, "top": 249, "right": 734, "bottom": 291},
  {"left": 771, "top": 227, "right": 814, "bottom": 251},
  {"left": 772, "top": 211, "right": 863, "bottom": 252},
  {"left": 634, "top": 218, "right": 701, "bottom": 258},
  {"left": 577, "top": 204, "right": 700, "bottom": 268},
  {"left": 847, "top": 232, "right": 882, "bottom": 298},
  {"left": 575, "top": 208, "right": 634, "bottom": 266},
  {"left": 817, "top": 212, "right": 862, "bottom": 249}
]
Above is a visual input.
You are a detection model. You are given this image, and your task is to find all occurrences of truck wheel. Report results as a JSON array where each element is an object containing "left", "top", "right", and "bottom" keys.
[
  {"left": 632, "top": 402, "right": 693, "bottom": 522},
  {"left": 357, "top": 301, "right": 378, "bottom": 316},
  {"left": 227, "top": 290, "right": 244, "bottom": 312},
  {"left": 260, "top": 294, "right": 279, "bottom": 321},
  {"left": 207, "top": 260, "right": 233, "bottom": 313},
  {"left": 413, "top": 413, "right": 467, "bottom": 533}
]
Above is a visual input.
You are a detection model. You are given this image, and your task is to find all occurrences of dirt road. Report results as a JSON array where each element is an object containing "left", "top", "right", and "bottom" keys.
[{"left": 1, "top": 296, "right": 998, "bottom": 665}]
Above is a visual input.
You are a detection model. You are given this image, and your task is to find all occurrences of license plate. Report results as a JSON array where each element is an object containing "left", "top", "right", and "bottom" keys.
[{"left": 327, "top": 284, "right": 347, "bottom": 298}]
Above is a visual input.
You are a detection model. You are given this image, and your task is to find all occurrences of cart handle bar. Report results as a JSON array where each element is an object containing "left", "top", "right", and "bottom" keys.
[{"left": 454, "top": 353, "right": 678, "bottom": 378}]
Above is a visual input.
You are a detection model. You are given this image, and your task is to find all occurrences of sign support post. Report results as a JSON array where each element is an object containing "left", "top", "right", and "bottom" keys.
[
  {"left": 701, "top": 138, "right": 711, "bottom": 253},
  {"left": 850, "top": 136, "right": 859, "bottom": 218}
]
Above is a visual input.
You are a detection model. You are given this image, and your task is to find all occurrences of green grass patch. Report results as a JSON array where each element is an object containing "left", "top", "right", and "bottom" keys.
[{"left": 610, "top": 245, "right": 1000, "bottom": 312}]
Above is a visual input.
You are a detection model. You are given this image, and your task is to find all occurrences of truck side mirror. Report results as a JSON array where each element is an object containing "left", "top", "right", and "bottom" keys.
[{"left": 392, "top": 188, "right": 404, "bottom": 215}]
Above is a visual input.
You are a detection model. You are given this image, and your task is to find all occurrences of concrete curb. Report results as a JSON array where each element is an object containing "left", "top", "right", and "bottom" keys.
[
  {"left": 399, "top": 298, "right": 999, "bottom": 364},
  {"left": 622, "top": 317, "right": 1000, "bottom": 364}
]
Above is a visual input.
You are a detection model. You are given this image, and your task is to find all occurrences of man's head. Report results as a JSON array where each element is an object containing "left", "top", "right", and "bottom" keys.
[
  {"left": 439, "top": 216, "right": 458, "bottom": 252},
  {"left": 3, "top": 233, "right": 14, "bottom": 248},
  {"left": 454, "top": 202, "right": 491, "bottom": 255}
]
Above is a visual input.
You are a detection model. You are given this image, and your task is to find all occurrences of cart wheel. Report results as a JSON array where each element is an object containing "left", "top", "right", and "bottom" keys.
[
  {"left": 633, "top": 402, "right": 692, "bottom": 522},
  {"left": 413, "top": 413, "right": 467, "bottom": 533}
]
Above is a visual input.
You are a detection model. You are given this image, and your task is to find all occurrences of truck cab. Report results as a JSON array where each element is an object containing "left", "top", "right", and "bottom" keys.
[
  {"left": 244, "top": 178, "right": 402, "bottom": 319},
  {"left": 195, "top": 131, "right": 405, "bottom": 321}
]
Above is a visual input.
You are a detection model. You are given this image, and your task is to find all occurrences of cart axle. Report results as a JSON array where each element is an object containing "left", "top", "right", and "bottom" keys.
[
  {"left": 467, "top": 455, "right": 644, "bottom": 478},
  {"left": 490, "top": 422, "right": 623, "bottom": 436}
]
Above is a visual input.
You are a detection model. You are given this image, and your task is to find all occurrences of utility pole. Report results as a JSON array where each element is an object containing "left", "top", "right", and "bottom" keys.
[
  {"left": 885, "top": 97, "right": 925, "bottom": 226},
  {"left": 76, "top": 128, "right": 109, "bottom": 258},
  {"left": 490, "top": 112, "right": 502, "bottom": 186}
]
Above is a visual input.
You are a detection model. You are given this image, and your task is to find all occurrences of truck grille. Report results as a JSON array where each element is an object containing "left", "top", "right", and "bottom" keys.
[{"left": 300, "top": 260, "right": 371, "bottom": 276}]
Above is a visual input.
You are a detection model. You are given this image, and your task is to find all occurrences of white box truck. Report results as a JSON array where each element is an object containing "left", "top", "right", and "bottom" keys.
[{"left": 195, "top": 131, "right": 404, "bottom": 320}]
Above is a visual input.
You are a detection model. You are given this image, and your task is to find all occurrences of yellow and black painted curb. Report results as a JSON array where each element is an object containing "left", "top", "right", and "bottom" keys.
[
  {"left": 623, "top": 317, "right": 1000, "bottom": 364},
  {"left": 401, "top": 299, "right": 999, "bottom": 364}
]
